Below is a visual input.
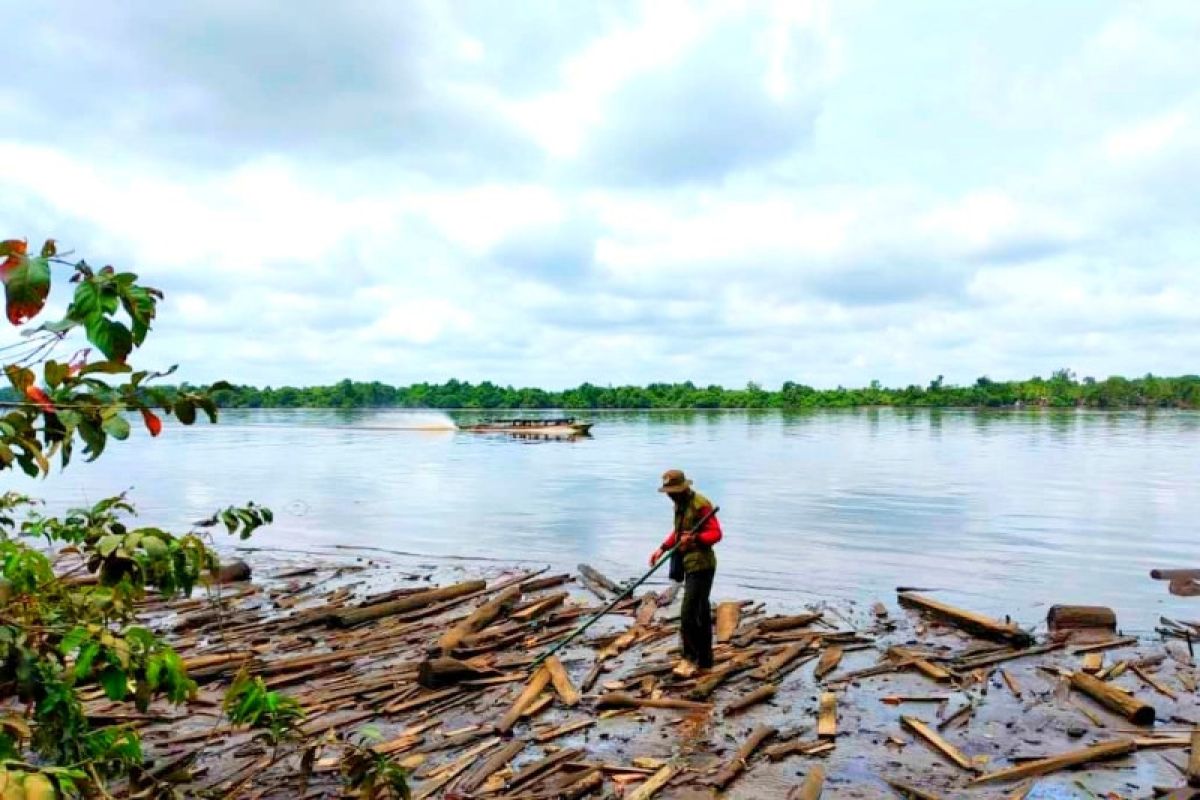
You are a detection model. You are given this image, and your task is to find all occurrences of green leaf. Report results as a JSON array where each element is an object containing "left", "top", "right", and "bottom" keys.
[
  {"left": 101, "top": 414, "right": 131, "bottom": 440},
  {"left": 79, "top": 360, "right": 131, "bottom": 376},
  {"left": 1, "top": 251, "right": 51, "bottom": 325},
  {"left": 173, "top": 399, "right": 197, "bottom": 425},
  {"left": 96, "top": 533, "right": 122, "bottom": 557},
  {"left": 75, "top": 641, "right": 101, "bottom": 680},
  {"left": 44, "top": 360, "right": 68, "bottom": 388},
  {"left": 119, "top": 285, "right": 157, "bottom": 346},
  {"left": 84, "top": 316, "right": 133, "bottom": 362},
  {"left": 98, "top": 665, "right": 128, "bottom": 700}
]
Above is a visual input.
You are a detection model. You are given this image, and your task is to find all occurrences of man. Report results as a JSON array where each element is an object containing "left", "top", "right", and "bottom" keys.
[{"left": 648, "top": 469, "right": 722, "bottom": 674}]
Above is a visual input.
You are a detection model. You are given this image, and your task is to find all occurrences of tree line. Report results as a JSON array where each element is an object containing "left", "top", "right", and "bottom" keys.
[{"left": 171, "top": 370, "right": 1200, "bottom": 409}]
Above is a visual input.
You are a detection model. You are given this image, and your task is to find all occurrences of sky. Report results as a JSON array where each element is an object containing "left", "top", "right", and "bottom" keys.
[{"left": 2, "top": 1, "right": 1198, "bottom": 389}]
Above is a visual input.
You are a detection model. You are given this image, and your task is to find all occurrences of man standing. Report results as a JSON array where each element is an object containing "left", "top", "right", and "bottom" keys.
[{"left": 649, "top": 469, "right": 723, "bottom": 674}]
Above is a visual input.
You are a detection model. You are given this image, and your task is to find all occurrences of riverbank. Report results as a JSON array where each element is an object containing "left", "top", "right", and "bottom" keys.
[{"left": 115, "top": 550, "right": 1200, "bottom": 798}]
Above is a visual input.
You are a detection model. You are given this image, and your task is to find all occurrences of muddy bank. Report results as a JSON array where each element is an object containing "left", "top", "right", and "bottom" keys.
[{"left": 114, "top": 548, "right": 1200, "bottom": 798}]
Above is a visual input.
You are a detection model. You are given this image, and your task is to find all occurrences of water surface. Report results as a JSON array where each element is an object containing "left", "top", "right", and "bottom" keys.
[{"left": 18, "top": 408, "right": 1200, "bottom": 632}]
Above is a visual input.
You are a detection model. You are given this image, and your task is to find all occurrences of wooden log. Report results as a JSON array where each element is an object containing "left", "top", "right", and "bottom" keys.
[
  {"left": 723, "top": 684, "right": 777, "bottom": 715},
  {"left": 1047, "top": 605, "right": 1116, "bottom": 633},
  {"left": 814, "top": 647, "right": 843, "bottom": 680},
  {"left": 503, "top": 747, "right": 583, "bottom": 793},
  {"left": 456, "top": 739, "right": 525, "bottom": 794},
  {"left": 788, "top": 765, "right": 825, "bottom": 800},
  {"left": 688, "top": 659, "right": 752, "bottom": 700},
  {"left": 1189, "top": 729, "right": 1200, "bottom": 787},
  {"left": 578, "top": 564, "right": 620, "bottom": 597},
  {"left": 757, "top": 613, "right": 822, "bottom": 634},
  {"left": 898, "top": 592, "right": 1033, "bottom": 646},
  {"left": 520, "top": 574, "right": 571, "bottom": 593},
  {"left": 594, "top": 691, "right": 712, "bottom": 712},
  {"left": 750, "top": 643, "right": 808, "bottom": 681},
  {"left": 1070, "top": 671, "right": 1156, "bottom": 725},
  {"left": 510, "top": 592, "right": 568, "bottom": 623},
  {"left": 971, "top": 739, "right": 1136, "bottom": 784},
  {"left": 496, "top": 666, "right": 552, "bottom": 734},
  {"left": 438, "top": 585, "right": 522, "bottom": 654},
  {"left": 817, "top": 692, "right": 837, "bottom": 738},
  {"left": 716, "top": 601, "right": 741, "bottom": 643},
  {"left": 417, "top": 657, "right": 496, "bottom": 689},
  {"left": 901, "top": 715, "right": 975, "bottom": 772},
  {"left": 211, "top": 560, "right": 252, "bottom": 584},
  {"left": 712, "top": 725, "right": 776, "bottom": 789},
  {"left": 331, "top": 580, "right": 486, "bottom": 627},
  {"left": 953, "top": 643, "right": 1063, "bottom": 671},
  {"left": 1152, "top": 569, "right": 1200, "bottom": 581},
  {"left": 544, "top": 655, "right": 581, "bottom": 706},
  {"left": 626, "top": 765, "right": 677, "bottom": 800}
]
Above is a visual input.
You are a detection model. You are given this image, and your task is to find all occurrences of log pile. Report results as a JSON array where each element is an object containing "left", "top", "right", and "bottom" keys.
[{"left": 96, "top": 555, "right": 1198, "bottom": 798}]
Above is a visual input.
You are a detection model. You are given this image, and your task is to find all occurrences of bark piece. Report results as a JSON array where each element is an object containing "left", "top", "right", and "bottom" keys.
[
  {"left": 898, "top": 592, "right": 1033, "bottom": 646},
  {"left": 901, "top": 715, "right": 976, "bottom": 772},
  {"left": 723, "top": 684, "right": 777, "bottom": 715},
  {"left": 814, "top": 647, "right": 843, "bottom": 680},
  {"left": 712, "top": 725, "right": 776, "bottom": 789},
  {"left": 757, "top": 613, "right": 823, "bottom": 634},
  {"left": 1070, "top": 671, "right": 1156, "bottom": 725},
  {"left": 544, "top": 655, "right": 581, "bottom": 706},
  {"left": 457, "top": 739, "right": 525, "bottom": 794},
  {"left": 716, "top": 601, "right": 741, "bottom": 643},
  {"left": 971, "top": 739, "right": 1136, "bottom": 784},
  {"left": 817, "top": 692, "right": 837, "bottom": 738},
  {"left": 417, "top": 657, "right": 496, "bottom": 689},
  {"left": 1070, "top": 637, "right": 1139, "bottom": 655}
]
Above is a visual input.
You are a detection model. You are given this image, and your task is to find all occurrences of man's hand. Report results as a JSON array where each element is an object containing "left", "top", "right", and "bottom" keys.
[{"left": 649, "top": 548, "right": 664, "bottom": 567}]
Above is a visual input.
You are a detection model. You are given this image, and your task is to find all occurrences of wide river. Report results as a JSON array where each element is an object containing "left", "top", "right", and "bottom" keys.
[{"left": 18, "top": 408, "right": 1200, "bottom": 632}]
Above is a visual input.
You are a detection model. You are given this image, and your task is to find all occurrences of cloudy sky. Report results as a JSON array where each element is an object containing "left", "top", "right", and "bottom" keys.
[{"left": 3, "top": 1, "right": 1198, "bottom": 389}]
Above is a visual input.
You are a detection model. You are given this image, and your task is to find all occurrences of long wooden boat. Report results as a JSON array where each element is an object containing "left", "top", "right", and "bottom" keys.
[{"left": 460, "top": 418, "right": 593, "bottom": 437}]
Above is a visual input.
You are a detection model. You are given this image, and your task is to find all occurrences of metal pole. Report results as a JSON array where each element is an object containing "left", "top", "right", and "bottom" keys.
[{"left": 531, "top": 506, "right": 719, "bottom": 668}]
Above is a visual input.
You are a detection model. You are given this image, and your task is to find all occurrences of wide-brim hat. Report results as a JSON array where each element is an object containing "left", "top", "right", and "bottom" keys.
[{"left": 658, "top": 469, "right": 693, "bottom": 494}]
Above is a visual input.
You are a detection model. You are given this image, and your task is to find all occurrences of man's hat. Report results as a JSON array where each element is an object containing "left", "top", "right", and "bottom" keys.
[{"left": 658, "top": 469, "right": 693, "bottom": 494}]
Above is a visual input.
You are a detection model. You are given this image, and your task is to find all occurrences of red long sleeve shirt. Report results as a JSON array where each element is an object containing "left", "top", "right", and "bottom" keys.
[{"left": 661, "top": 511, "right": 723, "bottom": 550}]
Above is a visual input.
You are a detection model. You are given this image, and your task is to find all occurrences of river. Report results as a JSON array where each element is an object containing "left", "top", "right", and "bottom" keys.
[{"left": 18, "top": 407, "right": 1200, "bottom": 633}]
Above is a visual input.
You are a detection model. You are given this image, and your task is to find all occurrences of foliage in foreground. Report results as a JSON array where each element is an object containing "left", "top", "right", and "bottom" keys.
[{"left": 0, "top": 238, "right": 408, "bottom": 796}]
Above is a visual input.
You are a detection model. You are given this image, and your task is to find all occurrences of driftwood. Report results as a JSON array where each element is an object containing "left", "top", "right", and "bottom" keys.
[
  {"left": 750, "top": 643, "right": 809, "bottom": 681},
  {"left": 817, "top": 692, "right": 837, "bottom": 738},
  {"left": 211, "top": 560, "right": 252, "bottom": 584},
  {"left": 417, "top": 657, "right": 496, "bottom": 689},
  {"left": 1189, "top": 729, "right": 1200, "bottom": 787},
  {"left": 715, "top": 601, "right": 741, "bottom": 643},
  {"left": 814, "top": 646, "right": 843, "bottom": 680},
  {"left": 626, "top": 765, "right": 677, "bottom": 800},
  {"left": 971, "top": 739, "right": 1136, "bottom": 784},
  {"left": 952, "top": 643, "right": 1063, "bottom": 671},
  {"left": 1071, "top": 636, "right": 1139, "bottom": 655},
  {"left": 723, "top": 684, "right": 776, "bottom": 715},
  {"left": 502, "top": 747, "right": 583, "bottom": 793},
  {"left": 788, "top": 765, "right": 825, "bottom": 800},
  {"left": 543, "top": 655, "right": 581, "bottom": 706},
  {"left": 898, "top": 592, "right": 1034, "bottom": 646},
  {"left": 496, "top": 666, "right": 552, "bottom": 734},
  {"left": 438, "top": 585, "right": 522, "bottom": 654},
  {"left": 757, "top": 613, "right": 822, "bottom": 634},
  {"left": 901, "top": 715, "right": 975, "bottom": 771},
  {"left": 887, "top": 779, "right": 944, "bottom": 799},
  {"left": 1070, "top": 671, "right": 1156, "bottom": 725},
  {"left": 1047, "top": 605, "right": 1116, "bottom": 634},
  {"left": 595, "top": 691, "right": 712, "bottom": 712},
  {"left": 765, "top": 740, "right": 835, "bottom": 761},
  {"left": 331, "top": 580, "right": 486, "bottom": 627},
  {"left": 456, "top": 739, "right": 525, "bottom": 794},
  {"left": 712, "top": 725, "right": 776, "bottom": 789},
  {"left": 511, "top": 592, "right": 567, "bottom": 622},
  {"left": 578, "top": 564, "right": 620, "bottom": 598},
  {"left": 520, "top": 574, "right": 571, "bottom": 592}
]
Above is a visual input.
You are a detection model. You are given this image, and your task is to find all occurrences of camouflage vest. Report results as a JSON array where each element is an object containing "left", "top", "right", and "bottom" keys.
[{"left": 674, "top": 491, "right": 717, "bottom": 573}]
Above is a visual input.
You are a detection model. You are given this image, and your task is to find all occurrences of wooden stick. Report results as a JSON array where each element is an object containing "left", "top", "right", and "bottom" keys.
[
  {"left": 495, "top": 666, "right": 552, "bottom": 733},
  {"left": 331, "top": 580, "right": 485, "bottom": 627},
  {"left": 723, "top": 684, "right": 777, "bottom": 715},
  {"left": 438, "top": 585, "right": 522, "bottom": 654},
  {"left": 1070, "top": 671, "right": 1156, "bottom": 725},
  {"left": 953, "top": 643, "right": 1063, "bottom": 671},
  {"left": 814, "top": 646, "right": 843, "bottom": 680},
  {"left": 1070, "top": 636, "right": 1139, "bottom": 655},
  {"left": 595, "top": 691, "right": 711, "bottom": 712},
  {"left": 788, "top": 765, "right": 825, "bottom": 800},
  {"left": 1001, "top": 669, "right": 1022, "bottom": 698},
  {"left": 626, "top": 765, "right": 677, "bottom": 800},
  {"left": 897, "top": 592, "right": 1033, "bottom": 646},
  {"left": 1131, "top": 664, "right": 1178, "bottom": 699},
  {"left": 456, "top": 739, "right": 525, "bottom": 794},
  {"left": 901, "top": 715, "right": 976, "bottom": 772},
  {"left": 887, "top": 779, "right": 943, "bottom": 799},
  {"left": 750, "top": 643, "right": 808, "bottom": 681},
  {"left": 543, "top": 655, "right": 581, "bottom": 706},
  {"left": 1081, "top": 653, "right": 1104, "bottom": 674},
  {"left": 817, "top": 692, "right": 837, "bottom": 738},
  {"left": 712, "top": 725, "right": 776, "bottom": 789},
  {"left": 756, "top": 613, "right": 822, "bottom": 634},
  {"left": 1189, "top": 729, "right": 1200, "bottom": 788},
  {"left": 971, "top": 739, "right": 1136, "bottom": 784}
]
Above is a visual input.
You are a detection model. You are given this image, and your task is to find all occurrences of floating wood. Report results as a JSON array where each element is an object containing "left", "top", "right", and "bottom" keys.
[
  {"left": 750, "top": 643, "right": 809, "bottom": 681},
  {"left": 331, "top": 580, "right": 486, "bottom": 627},
  {"left": 887, "top": 779, "right": 943, "bottom": 800},
  {"left": 456, "top": 739, "right": 525, "bottom": 794},
  {"left": 757, "top": 613, "right": 823, "bottom": 634},
  {"left": 510, "top": 592, "right": 568, "bottom": 622},
  {"left": 897, "top": 592, "right": 1033, "bottom": 646},
  {"left": 1081, "top": 653, "right": 1104, "bottom": 674},
  {"left": 1070, "top": 671, "right": 1156, "bottom": 725},
  {"left": 1131, "top": 664, "right": 1177, "bottom": 699},
  {"left": 495, "top": 666, "right": 552, "bottom": 734},
  {"left": 626, "top": 765, "right": 677, "bottom": 800},
  {"left": 595, "top": 692, "right": 711, "bottom": 713},
  {"left": 788, "top": 765, "right": 825, "bottom": 800},
  {"left": 520, "top": 573, "right": 571, "bottom": 593},
  {"left": 901, "top": 715, "right": 975, "bottom": 772},
  {"left": 1001, "top": 669, "right": 1022, "bottom": 698},
  {"left": 971, "top": 738, "right": 1136, "bottom": 784},
  {"left": 688, "top": 656, "right": 755, "bottom": 699},
  {"left": 438, "top": 585, "right": 522, "bottom": 654},
  {"left": 817, "top": 692, "right": 837, "bottom": 738},
  {"left": 577, "top": 564, "right": 620, "bottom": 597},
  {"left": 712, "top": 725, "right": 776, "bottom": 789},
  {"left": 1189, "top": 729, "right": 1200, "bottom": 787},
  {"left": 543, "top": 655, "right": 581, "bottom": 706},
  {"left": 417, "top": 657, "right": 497, "bottom": 689},
  {"left": 724, "top": 684, "right": 776, "bottom": 715},
  {"left": 1070, "top": 637, "right": 1139, "bottom": 655},
  {"left": 814, "top": 646, "right": 843, "bottom": 680},
  {"left": 953, "top": 643, "right": 1063, "bottom": 671},
  {"left": 1152, "top": 569, "right": 1200, "bottom": 581},
  {"left": 716, "top": 601, "right": 741, "bottom": 643},
  {"left": 503, "top": 746, "right": 582, "bottom": 793},
  {"left": 1047, "top": 605, "right": 1117, "bottom": 634}
]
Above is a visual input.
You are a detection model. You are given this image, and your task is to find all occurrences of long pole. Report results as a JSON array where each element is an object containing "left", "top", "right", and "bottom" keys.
[{"left": 531, "top": 505, "right": 720, "bottom": 668}]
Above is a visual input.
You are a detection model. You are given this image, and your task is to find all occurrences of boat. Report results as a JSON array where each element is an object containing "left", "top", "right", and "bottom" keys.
[{"left": 460, "top": 417, "right": 594, "bottom": 437}]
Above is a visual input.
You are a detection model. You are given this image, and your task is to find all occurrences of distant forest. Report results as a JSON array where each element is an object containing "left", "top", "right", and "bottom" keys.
[{"left": 201, "top": 371, "right": 1198, "bottom": 409}]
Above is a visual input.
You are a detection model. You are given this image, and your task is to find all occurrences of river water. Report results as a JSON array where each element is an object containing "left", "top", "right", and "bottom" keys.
[{"left": 18, "top": 408, "right": 1200, "bottom": 632}]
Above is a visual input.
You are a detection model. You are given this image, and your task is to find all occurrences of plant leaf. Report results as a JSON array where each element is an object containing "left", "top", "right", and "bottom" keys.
[{"left": 1, "top": 248, "right": 51, "bottom": 325}]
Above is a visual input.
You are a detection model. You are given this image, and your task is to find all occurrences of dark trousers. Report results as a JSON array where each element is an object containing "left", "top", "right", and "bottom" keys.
[{"left": 681, "top": 569, "right": 715, "bottom": 668}]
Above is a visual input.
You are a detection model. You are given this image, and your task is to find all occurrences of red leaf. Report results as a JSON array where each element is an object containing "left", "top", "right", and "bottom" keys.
[
  {"left": 24, "top": 385, "right": 55, "bottom": 414},
  {"left": 1, "top": 244, "right": 51, "bottom": 325},
  {"left": 140, "top": 408, "right": 163, "bottom": 437}
]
